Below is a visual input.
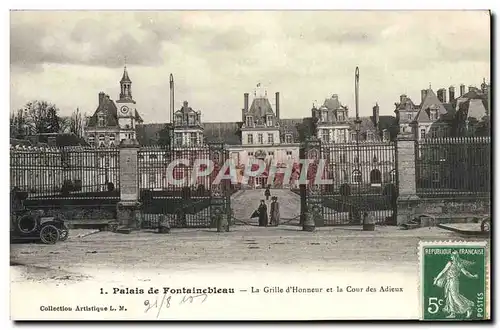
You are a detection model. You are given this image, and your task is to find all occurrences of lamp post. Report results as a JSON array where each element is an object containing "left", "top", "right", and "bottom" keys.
[{"left": 354, "top": 67, "right": 363, "bottom": 227}]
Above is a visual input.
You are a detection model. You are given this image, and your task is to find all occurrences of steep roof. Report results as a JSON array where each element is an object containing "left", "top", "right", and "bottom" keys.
[
  {"left": 247, "top": 97, "right": 275, "bottom": 118},
  {"left": 87, "top": 95, "right": 119, "bottom": 128},
  {"left": 202, "top": 122, "right": 241, "bottom": 144},
  {"left": 323, "top": 95, "right": 344, "bottom": 110},
  {"left": 419, "top": 89, "right": 447, "bottom": 115},
  {"left": 120, "top": 67, "right": 131, "bottom": 83}
]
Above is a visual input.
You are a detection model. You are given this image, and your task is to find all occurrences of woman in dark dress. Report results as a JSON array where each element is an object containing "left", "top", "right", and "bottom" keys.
[
  {"left": 264, "top": 187, "right": 271, "bottom": 201},
  {"left": 257, "top": 200, "right": 268, "bottom": 227}
]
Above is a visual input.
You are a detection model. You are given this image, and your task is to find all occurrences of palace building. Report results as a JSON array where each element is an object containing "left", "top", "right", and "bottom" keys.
[{"left": 84, "top": 66, "right": 144, "bottom": 147}]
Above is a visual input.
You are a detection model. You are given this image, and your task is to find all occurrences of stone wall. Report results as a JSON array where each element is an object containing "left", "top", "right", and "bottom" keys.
[
  {"left": 36, "top": 206, "right": 116, "bottom": 222},
  {"left": 411, "top": 197, "right": 490, "bottom": 225}
]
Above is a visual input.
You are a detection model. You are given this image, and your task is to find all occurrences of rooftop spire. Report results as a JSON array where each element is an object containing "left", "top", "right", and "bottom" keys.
[{"left": 120, "top": 58, "right": 131, "bottom": 83}]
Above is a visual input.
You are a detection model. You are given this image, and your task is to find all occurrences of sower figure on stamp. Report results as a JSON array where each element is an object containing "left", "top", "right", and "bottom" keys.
[
  {"left": 269, "top": 196, "right": 280, "bottom": 226},
  {"left": 257, "top": 200, "right": 268, "bottom": 227},
  {"left": 433, "top": 251, "right": 478, "bottom": 318}
]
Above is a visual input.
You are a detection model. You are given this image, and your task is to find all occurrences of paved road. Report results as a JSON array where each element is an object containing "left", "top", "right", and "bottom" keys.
[{"left": 231, "top": 189, "right": 301, "bottom": 224}]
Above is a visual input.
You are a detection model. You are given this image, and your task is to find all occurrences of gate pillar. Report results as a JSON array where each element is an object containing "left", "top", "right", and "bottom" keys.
[
  {"left": 208, "top": 143, "right": 231, "bottom": 229},
  {"left": 117, "top": 139, "right": 141, "bottom": 229},
  {"left": 395, "top": 132, "right": 419, "bottom": 225},
  {"left": 300, "top": 138, "right": 322, "bottom": 231}
]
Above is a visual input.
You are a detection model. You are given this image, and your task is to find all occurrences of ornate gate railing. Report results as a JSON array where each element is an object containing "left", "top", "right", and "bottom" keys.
[
  {"left": 301, "top": 138, "right": 398, "bottom": 226},
  {"left": 138, "top": 143, "right": 231, "bottom": 228}
]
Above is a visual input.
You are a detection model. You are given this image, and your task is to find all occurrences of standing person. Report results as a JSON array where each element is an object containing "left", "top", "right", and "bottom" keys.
[
  {"left": 270, "top": 196, "right": 281, "bottom": 226},
  {"left": 257, "top": 200, "right": 268, "bottom": 227},
  {"left": 264, "top": 186, "right": 271, "bottom": 201}
]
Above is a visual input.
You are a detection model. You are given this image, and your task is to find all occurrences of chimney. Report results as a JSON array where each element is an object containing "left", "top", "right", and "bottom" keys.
[
  {"left": 400, "top": 94, "right": 407, "bottom": 103},
  {"left": 460, "top": 84, "right": 465, "bottom": 96},
  {"left": 449, "top": 86, "right": 455, "bottom": 102},
  {"left": 437, "top": 88, "right": 447, "bottom": 103},
  {"left": 244, "top": 93, "right": 249, "bottom": 112},
  {"left": 99, "top": 92, "right": 105, "bottom": 105},
  {"left": 372, "top": 103, "right": 380, "bottom": 130},
  {"left": 275, "top": 92, "right": 280, "bottom": 120},
  {"left": 421, "top": 89, "right": 428, "bottom": 104}
]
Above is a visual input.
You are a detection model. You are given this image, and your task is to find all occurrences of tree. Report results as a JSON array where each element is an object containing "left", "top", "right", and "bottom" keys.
[
  {"left": 12, "top": 100, "right": 66, "bottom": 137},
  {"left": 157, "top": 124, "right": 172, "bottom": 146},
  {"left": 68, "top": 107, "right": 86, "bottom": 137}
]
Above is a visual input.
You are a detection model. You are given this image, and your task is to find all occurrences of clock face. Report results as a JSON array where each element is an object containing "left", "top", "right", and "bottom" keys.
[{"left": 120, "top": 106, "right": 129, "bottom": 114}]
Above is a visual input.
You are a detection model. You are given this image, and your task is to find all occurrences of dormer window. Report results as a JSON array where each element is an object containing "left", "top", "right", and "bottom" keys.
[
  {"left": 98, "top": 113, "right": 105, "bottom": 127},
  {"left": 188, "top": 113, "right": 195, "bottom": 125},
  {"left": 267, "top": 115, "right": 273, "bottom": 127},
  {"left": 338, "top": 112, "right": 345, "bottom": 121},
  {"left": 246, "top": 116, "right": 253, "bottom": 127},
  {"left": 322, "top": 111, "right": 328, "bottom": 122},
  {"left": 367, "top": 132, "right": 374, "bottom": 141},
  {"left": 175, "top": 114, "right": 182, "bottom": 125},
  {"left": 247, "top": 134, "right": 253, "bottom": 144},
  {"left": 285, "top": 134, "right": 292, "bottom": 144},
  {"left": 408, "top": 113, "right": 413, "bottom": 120}
]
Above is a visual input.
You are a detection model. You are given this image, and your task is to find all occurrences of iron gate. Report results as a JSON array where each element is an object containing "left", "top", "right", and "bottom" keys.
[
  {"left": 301, "top": 138, "right": 398, "bottom": 226},
  {"left": 138, "top": 143, "right": 231, "bottom": 228}
]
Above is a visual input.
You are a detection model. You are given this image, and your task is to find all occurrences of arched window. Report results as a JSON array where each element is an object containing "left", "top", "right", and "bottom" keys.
[
  {"left": 372, "top": 155, "right": 378, "bottom": 163},
  {"left": 352, "top": 170, "right": 362, "bottom": 183},
  {"left": 370, "top": 169, "right": 382, "bottom": 184},
  {"left": 342, "top": 170, "right": 349, "bottom": 182}
]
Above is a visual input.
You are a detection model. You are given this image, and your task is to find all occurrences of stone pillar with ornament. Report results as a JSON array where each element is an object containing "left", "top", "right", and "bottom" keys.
[
  {"left": 116, "top": 139, "right": 142, "bottom": 231},
  {"left": 396, "top": 132, "right": 420, "bottom": 225}
]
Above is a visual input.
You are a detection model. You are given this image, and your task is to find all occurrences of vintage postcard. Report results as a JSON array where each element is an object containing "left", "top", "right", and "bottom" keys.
[{"left": 9, "top": 10, "right": 491, "bottom": 321}]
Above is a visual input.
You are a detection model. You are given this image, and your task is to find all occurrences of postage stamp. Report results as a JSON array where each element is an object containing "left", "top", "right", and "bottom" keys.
[{"left": 419, "top": 241, "right": 489, "bottom": 321}]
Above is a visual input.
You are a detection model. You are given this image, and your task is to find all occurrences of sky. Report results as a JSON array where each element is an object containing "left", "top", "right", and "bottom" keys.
[{"left": 10, "top": 10, "right": 491, "bottom": 123}]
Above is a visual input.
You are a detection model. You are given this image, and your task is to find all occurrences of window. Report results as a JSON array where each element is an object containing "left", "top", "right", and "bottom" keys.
[
  {"left": 322, "top": 130, "right": 330, "bottom": 142},
  {"left": 390, "top": 170, "right": 397, "bottom": 183},
  {"left": 175, "top": 115, "right": 182, "bottom": 125},
  {"left": 267, "top": 115, "right": 273, "bottom": 127},
  {"left": 338, "top": 112, "right": 345, "bottom": 121},
  {"left": 88, "top": 135, "right": 95, "bottom": 147},
  {"left": 175, "top": 132, "right": 182, "bottom": 146},
  {"left": 373, "top": 155, "right": 378, "bottom": 163},
  {"left": 350, "top": 133, "right": 357, "bottom": 141},
  {"left": 286, "top": 151, "right": 292, "bottom": 156},
  {"left": 402, "top": 126, "right": 406, "bottom": 133},
  {"left": 285, "top": 134, "right": 292, "bottom": 144},
  {"left": 188, "top": 114, "right": 195, "bottom": 125},
  {"left": 98, "top": 134, "right": 105, "bottom": 148},
  {"left": 149, "top": 154, "right": 158, "bottom": 160},
  {"left": 109, "top": 134, "right": 116, "bottom": 147},
  {"left": 343, "top": 170, "right": 349, "bottom": 182},
  {"left": 354, "top": 155, "right": 359, "bottom": 164},
  {"left": 258, "top": 134, "right": 263, "bottom": 144},
  {"left": 339, "top": 129, "right": 347, "bottom": 143},
  {"left": 366, "top": 132, "right": 373, "bottom": 141},
  {"left": 322, "top": 111, "right": 328, "bottom": 122},
  {"left": 352, "top": 170, "right": 362, "bottom": 183},
  {"left": 98, "top": 114, "right": 105, "bottom": 127},
  {"left": 248, "top": 152, "right": 254, "bottom": 156},
  {"left": 190, "top": 132, "right": 197, "bottom": 145},
  {"left": 267, "top": 133, "right": 274, "bottom": 144},
  {"left": 268, "top": 151, "right": 274, "bottom": 156},
  {"left": 247, "top": 134, "right": 253, "bottom": 144},
  {"left": 420, "top": 129, "right": 426, "bottom": 139},
  {"left": 246, "top": 116, "right": 253, "bottom": 127},
  {"left": 408, "top": 113, "right": 413, "bottom": 120}
]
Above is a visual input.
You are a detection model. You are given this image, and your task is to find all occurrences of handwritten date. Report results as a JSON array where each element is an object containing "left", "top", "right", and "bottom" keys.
[{"left": 144, "top": 293, "right": 208, "bottom": 318}]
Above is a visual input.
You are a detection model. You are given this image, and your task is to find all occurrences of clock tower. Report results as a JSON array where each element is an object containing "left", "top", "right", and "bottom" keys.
[{"left": 116, "top": 65, "right": 138, "bottom": 141}]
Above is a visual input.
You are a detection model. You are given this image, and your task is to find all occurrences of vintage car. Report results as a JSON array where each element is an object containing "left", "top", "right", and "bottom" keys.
[
  {"left": 11, "top": 209, "right": 69, "bottom": 244},
  {"left": 10, "top": 189, "right": 69, "bottom": 244}
]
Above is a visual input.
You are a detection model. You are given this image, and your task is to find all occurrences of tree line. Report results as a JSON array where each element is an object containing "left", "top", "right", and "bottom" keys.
[{"left": 10, "top": 100, "right": 87, "bottom": 139}]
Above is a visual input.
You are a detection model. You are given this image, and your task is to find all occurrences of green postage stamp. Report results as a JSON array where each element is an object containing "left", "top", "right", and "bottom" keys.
[{"left": 419, "top": 241, "right": 489, "bottom": 321}]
